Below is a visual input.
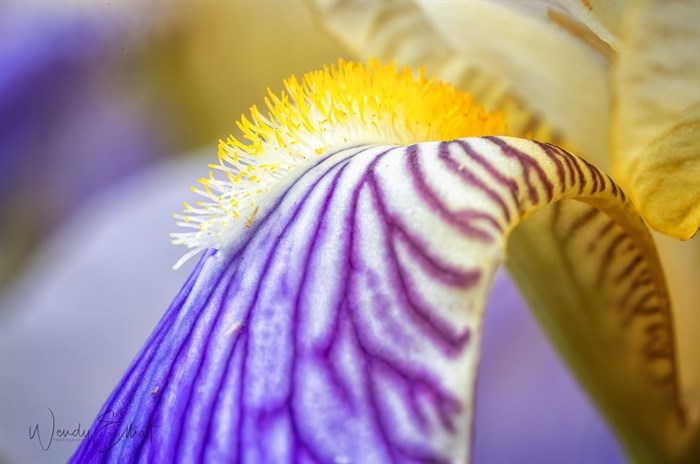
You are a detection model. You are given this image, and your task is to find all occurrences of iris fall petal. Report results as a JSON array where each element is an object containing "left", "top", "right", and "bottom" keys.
[{"left": 73, "top": 137, "right": 682, "bottom": 462}]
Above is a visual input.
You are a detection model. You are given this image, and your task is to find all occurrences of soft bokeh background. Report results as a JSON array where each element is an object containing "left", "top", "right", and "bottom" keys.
[
  {"left": 0, "top": 1, "right": 622, "bottom": 463},
  {"left": 0, "top": 0, "right": 346, "bottom": 286}
]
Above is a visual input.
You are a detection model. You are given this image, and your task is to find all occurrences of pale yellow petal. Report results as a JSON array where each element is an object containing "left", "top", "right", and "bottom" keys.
[
  {"left": 612, "top": 0, "right": 700, "bottom": 240},
  {"left": 414, "top": 0, "right": 611, "bottom": 167},
  {"left": 654, "top": 233, "right": 700, "bottom": 426},
  {"left": 631, "top": 105, "right": 700, "bottom": 239},
  {"left": 556, "top": 0, "right": 626, "bottom": 49}
]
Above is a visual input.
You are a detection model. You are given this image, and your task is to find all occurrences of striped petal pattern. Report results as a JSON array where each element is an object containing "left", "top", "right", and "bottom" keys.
[{"left": 72, "top": 137, "right": 683, "bottom": 463}]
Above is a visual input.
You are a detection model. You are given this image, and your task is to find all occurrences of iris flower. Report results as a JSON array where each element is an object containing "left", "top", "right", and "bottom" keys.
[{"left": 73, "top": 1, "right": 699, "bottom": 463}]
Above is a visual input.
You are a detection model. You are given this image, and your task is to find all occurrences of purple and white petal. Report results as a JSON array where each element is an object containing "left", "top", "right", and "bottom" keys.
[{"left": 72, "top": 137, "right": 683, "bottom": 462}]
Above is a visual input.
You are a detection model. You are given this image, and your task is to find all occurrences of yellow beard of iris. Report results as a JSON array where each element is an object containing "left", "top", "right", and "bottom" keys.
[{"left": 171, "top": 59, "right": 507, "bottom": 264}]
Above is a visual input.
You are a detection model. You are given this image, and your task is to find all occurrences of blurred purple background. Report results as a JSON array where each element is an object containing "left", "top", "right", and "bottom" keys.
[{"left": 0, "top": 1, "right": 345, "bottom": 286}]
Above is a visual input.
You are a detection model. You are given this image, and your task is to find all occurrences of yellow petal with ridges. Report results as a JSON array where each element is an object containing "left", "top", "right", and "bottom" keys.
[
  {"left": 612, "top": 0, "right": 700, "bottom": 240},
  {"left": 623, "top": 104, "right": 700, "bottom": 240}
]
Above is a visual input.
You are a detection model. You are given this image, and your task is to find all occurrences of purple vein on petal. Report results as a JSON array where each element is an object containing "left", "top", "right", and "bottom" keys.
[
  {"left": 405, "top": 145, "right": 497, "bottom": 242},
  {"left": 285, "top": 158, "right": 354, "bottom": 463},
  {"left": 365, "top": 153, "right": 475, "bottom": 354},
  {"left": 156, "top": 156, "right": 347, "bottom": 462},
  {"left": 484, "top": 136, "right": 554, "bottom": 205},
  {"left": 202, "top": 148, "right": 370, "bottom": 463},
  {"left": 454, "top": 140, "right": 522, "bottom": 212},
  {"left": 439, "top": 141, "right": 513, "bottom": 224}
]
